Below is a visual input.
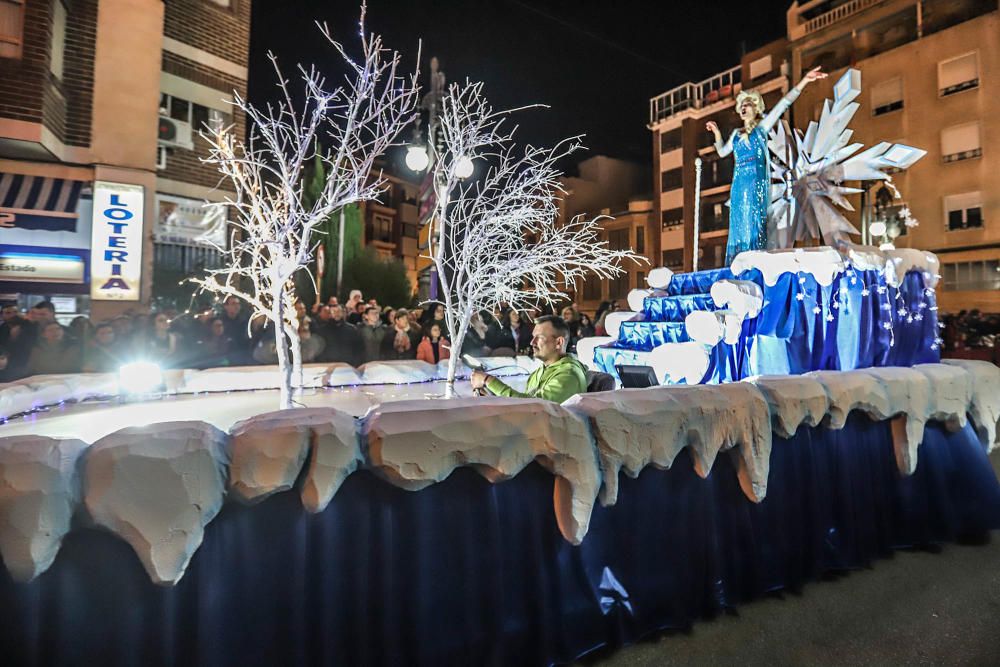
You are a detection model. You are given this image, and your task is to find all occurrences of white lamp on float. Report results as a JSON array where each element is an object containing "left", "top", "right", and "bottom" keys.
[{"left": 118, "top": 361, "right": 163, "bottom": 395}]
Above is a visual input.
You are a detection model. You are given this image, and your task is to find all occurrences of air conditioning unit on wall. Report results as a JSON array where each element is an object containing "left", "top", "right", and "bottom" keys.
[{"left": 158, "top": 116, "right": 194, "bottom": 150}]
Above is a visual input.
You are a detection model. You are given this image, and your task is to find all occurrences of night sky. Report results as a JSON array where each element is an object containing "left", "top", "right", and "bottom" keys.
[{"left": 249, "top": 0, "right": 790, "bottom": 176}]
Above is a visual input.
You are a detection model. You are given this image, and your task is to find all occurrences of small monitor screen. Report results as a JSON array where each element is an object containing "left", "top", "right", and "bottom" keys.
[{"left": 615, "top": 364, "right": 659, "bottom": 389}]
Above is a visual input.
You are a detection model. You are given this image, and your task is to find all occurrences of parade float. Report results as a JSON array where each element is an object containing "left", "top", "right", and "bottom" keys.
[{"left": 1, "top": 19, "right": 999, "bottom": 667}]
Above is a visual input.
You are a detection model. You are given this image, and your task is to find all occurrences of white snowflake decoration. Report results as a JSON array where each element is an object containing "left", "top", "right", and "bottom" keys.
[{"left": 768, "top": 69, "right": 926, "bottom": 248}]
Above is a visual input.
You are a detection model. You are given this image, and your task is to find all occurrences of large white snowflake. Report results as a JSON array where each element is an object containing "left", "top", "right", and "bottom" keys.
[{"left": 767, "top": 68, "right": 926, "bottom": 248}]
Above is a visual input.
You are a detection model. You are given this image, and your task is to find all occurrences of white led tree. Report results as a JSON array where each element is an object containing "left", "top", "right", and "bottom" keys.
[
  {"left": 426, "top": 82, "right": 642, "bottom": 395},
  {"left": 191, "top": 8, "right": 419, "bottom": 409}
]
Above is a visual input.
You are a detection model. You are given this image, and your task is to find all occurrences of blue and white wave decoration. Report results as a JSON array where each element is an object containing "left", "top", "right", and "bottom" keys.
[{"left": 590, "top": 246, "right": 942, "bottom": 385}]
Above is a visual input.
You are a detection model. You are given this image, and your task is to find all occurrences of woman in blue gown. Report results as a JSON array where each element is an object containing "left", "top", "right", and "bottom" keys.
[{"left": 707, "top": 67, "right": 826, "bottom": 264}]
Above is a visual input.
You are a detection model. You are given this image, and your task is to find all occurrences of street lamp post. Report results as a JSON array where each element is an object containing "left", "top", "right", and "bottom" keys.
[{"left": 406, "top": 57, "right": 475, "bottom": 300}]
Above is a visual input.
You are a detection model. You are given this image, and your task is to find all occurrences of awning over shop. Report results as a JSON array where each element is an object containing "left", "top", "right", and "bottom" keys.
[{"left": 0, "top": 173, "right": 87, "bottom": 232}]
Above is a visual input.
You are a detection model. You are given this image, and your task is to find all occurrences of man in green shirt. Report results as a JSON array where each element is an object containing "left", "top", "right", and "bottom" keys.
[{"left": 470, "top": 315, "right": 588, "bottom": 403}]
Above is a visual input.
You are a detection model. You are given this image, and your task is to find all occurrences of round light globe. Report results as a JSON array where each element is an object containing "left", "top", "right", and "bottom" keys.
[
  {"left": 868, "top": 221, "right": 887, "bottom": 238},
  {"left": 405, "top": 146, "right": 429, "bottom": 172},
  {"left": 455, "top": 155, "right": 474, "bottom": 179}
]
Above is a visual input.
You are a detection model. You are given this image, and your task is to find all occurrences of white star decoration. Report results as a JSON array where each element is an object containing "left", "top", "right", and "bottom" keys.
[{"left": 767, "top": 69, "right": 926, "bottom": 247}]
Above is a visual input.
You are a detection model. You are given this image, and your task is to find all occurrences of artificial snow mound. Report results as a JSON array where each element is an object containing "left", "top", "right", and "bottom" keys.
[
  {"left": 565, "top": 382, "right": 772, "bottom": 505},
  {"left": 299, "top": 408, "right": 363, "bottom": 513},
  {"left": 942, "top": 359, "right": 1000, "bottom": 451},
  {"left": 83, "top": 421, "right": 229, "bottom": 585},
  {"left": 365, "top": 397, "right": 600, "bottom": 545},
  {"left": 229, "top": 410, "right": 315, "bottom": 503},
  {"left": 2, "top": 362, "right": 1000, "bottom": 586},
  {"left": 0, "top": 436, "right": 88, "bottom": 582},
  {"left": 748, "top": 375, "right": 830, "bottom": 438}
]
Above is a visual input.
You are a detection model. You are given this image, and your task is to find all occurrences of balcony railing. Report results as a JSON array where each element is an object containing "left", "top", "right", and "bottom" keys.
[
  {"left": 649, "top": 66, "right": 742, "bottom": 125},
  {"left": 798, "top": 0, "right": 886, "bottom": 36}
]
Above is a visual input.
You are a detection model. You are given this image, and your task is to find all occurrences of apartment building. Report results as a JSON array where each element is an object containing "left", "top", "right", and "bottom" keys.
[
  {"left": 361, "top": 167, "right": 422, "bottom": 294},
  {"left": 0, "top": 0, "right": 251, "bottom": 320},
  {"left": 560, "top": 155, "right": 652, "bottom": 313},
  {"left": 786, "top": 0, "right": 999, "bottom": 312},
  {"left": 648, "top": 39, "right": 790, "bottom": 273}
]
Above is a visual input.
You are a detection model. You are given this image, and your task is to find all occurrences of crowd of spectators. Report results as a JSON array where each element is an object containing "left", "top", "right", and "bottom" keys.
[
  {"left": 0, "top": 291, "right": 613, "bottom": 382},
  {"left": 940, "top": 309, "right": 1000, "bottom": 358}
]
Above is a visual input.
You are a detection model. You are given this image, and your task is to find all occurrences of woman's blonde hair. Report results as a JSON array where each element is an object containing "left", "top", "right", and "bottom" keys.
[{"left": 736, "top": 90, "right": 765, "bottom": 119}]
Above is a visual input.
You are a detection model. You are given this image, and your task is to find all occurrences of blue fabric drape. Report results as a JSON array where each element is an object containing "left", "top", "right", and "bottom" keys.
[
  {"left": 618, "top": 320, "right": 688, "bottom": 351},
  {"left": 643, "top": 294, "right": 717, "bottom": 322},
  {"left": 666, "top": 268, "right": 734, "bottom": 296},
  {"left": 2, "top": 417, "right": 997, "bottom": 667},
  {"left": 740, "top": 266, "right": 940, "bottom": 378}
]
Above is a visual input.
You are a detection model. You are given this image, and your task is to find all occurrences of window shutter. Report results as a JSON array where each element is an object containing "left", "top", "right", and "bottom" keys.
[
  {"left": 940, "top": 122, "right": 981, "bottom": 159},
  {"left": 938, "top": 53, "right": 978, "bottom": 94},
  {"left": 871, "top": 78, "right": 903, "bottom": 112}
]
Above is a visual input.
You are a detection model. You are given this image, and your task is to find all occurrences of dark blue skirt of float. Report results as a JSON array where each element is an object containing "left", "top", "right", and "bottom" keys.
[{"left": 2, "top": 417, "right": 998, "bottom": 667}]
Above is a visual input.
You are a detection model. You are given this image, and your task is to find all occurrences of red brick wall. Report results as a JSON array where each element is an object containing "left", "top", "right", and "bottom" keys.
[
  {"left": 0, "top": 0, "right": 51, "bottom": 125},
  {"left": 0, "top": 0, "right": 98, "bottom": 148},
  {"left": 62, "top": 0, "right": 98, "bottom": 146},
  {"left": 163, "top": 0, "right": 251, "bottom": 66}
]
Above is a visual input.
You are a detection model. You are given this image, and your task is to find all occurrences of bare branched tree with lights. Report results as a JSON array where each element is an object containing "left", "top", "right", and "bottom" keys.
[
  {"left": 190, "top": 9, "right": 419, "bottom": 409},
  {"left": 427, "top": 82, "right": 643, "bottom": 395}
]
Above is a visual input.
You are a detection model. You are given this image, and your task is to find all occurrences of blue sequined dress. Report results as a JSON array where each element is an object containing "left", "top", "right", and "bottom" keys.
[
  {"left": 714, "top": 85, "right": 802, "bottom": 265},
  {"left": 725, "top": 126, "right": 769, "bottom": 264}
]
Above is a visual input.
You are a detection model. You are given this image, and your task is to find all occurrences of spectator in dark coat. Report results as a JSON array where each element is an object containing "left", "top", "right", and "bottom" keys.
[
  {"left": 197, "top": 318, "right": 233, "bottom": 368},
  {"left": 27, "top": 321, "right": 81, "bottom": 376},
  {"left": 380, "top": 308, "right": 421, "bottom": 361},
  {"left": 82, "top": 323, "right": 121, "bottom": 373},
  {"left": 220, "top": 296, "right": 252, "bottom": 364},
  {"left": 461, "top": 312, "right": 492, "bottom": 357},
  {"left": 357, "top": 306, "right": 386, "bottom": 363},
  {"left": 319, "top": 304, "right": 363, "bottom": 365},
  {"left": 487, "top": 309, "right": 532, "bottom": 354}
]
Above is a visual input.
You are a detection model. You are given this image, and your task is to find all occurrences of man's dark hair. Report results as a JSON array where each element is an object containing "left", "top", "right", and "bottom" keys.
[
  {"left": 533, "top": 314, "right": 569, "bottom": 340},
  {"left": 364, "top": 305, "right": 380, "bottom": 317},
  {"left": 95, "top": 322, "right": 114, "bottom": 333},
  {"left": 31, "top": 301, "right": 55, "bottom": 313}
]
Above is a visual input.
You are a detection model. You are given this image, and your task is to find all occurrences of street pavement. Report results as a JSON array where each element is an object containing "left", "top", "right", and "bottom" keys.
[{"left": 584, "top": 452, "right": 1000, "bottom": 667}]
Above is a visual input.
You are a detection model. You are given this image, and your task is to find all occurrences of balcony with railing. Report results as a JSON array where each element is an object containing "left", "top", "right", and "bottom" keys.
[
  {"left": 789, "top": 0, "right": 888, "bottom": 39},
  {"left": 649, "top": 66, "right": 742, "bottom": 125}
]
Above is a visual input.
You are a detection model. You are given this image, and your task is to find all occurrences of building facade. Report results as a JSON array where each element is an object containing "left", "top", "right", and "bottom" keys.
[
  {"left": 360, "top": 167, "right": 422, "bottom": 295},
  {"left": 786, "top": 0, "right": 999, "bottom": 312},
  {"left": 647, "top": 0, "right": 998, "bottom": 311},
  {"left": 0, "top": 0, "right": 251, "bottom": 321},
  {"left": 561, "top": 155, "right": 652, "bottom": 313}
]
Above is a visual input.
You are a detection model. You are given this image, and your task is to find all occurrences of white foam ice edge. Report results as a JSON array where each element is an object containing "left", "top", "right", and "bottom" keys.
[
  {"left": 1, "top": 360, "right": 998, "bottom": 586},
  {"left": 731, "top": 245, "right": 940, "bottom": 288},
  {"left": 0, "top": 357, "right": 541, "bottom": 421}
]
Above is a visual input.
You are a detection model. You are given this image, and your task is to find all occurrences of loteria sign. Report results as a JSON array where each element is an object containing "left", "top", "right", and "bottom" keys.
[{"left": 90, "top": 181, "right": 144, "bottom": 301}]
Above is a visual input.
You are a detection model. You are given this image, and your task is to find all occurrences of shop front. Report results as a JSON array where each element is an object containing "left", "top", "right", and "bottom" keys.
[{"left": 0, "top": 171, "right": 93, "bottom": 320}]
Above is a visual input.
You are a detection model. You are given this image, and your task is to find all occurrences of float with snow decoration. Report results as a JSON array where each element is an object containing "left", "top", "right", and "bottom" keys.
[{"left": 589, "top": 245, "right": 942, "bottom": 387}]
